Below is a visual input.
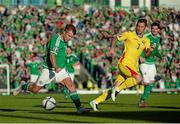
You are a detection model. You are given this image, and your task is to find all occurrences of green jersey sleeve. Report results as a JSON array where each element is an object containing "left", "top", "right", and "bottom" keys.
[{"left": 50, "top": 34, "right": 59, "bottom": 55}]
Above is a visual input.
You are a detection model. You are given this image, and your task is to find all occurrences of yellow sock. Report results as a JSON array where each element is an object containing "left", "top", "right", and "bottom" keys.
[
  {"left": 141, "top": 85, "right": 144, "bottom": 93},
  {"left": 136, "top": 85, "right": 139, "bottom": 94},
  {"left": 118, "top": 77, "right": 137, "bottom": 91},
  {"left": 94, "top": 89, "right": 111, "bottom": 104},
  {"left": 94, "top": 75, "right": 125, "bottom": 104}
]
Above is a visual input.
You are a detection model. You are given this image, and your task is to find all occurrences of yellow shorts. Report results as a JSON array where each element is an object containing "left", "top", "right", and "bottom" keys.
[{"left": 118, "top": 63, "right": 139, "bottom": 78}]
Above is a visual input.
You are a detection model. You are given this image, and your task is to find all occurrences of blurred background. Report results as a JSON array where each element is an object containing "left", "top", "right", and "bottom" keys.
[{"left": 0, "top": 0, "right": 179, "bottom": 95}]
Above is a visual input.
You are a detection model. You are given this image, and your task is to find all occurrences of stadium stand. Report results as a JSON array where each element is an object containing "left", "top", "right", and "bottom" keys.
[{"left": 0, "top": 1, "right": 179, "bottom": 93}]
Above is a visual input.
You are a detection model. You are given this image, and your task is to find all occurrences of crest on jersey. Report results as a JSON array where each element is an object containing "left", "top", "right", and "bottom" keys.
[{"left": 54, "top": 47, "right": 58, "bottom": 52}]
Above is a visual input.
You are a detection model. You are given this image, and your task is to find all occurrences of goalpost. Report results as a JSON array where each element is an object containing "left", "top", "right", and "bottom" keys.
[{"left": 0, "top": 64, "right": 10, "bottom": 95}]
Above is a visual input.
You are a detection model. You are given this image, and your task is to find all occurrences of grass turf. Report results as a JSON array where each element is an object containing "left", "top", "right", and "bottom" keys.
[{"left": 0, "top": 93, "right": 180, "bottom": 123}]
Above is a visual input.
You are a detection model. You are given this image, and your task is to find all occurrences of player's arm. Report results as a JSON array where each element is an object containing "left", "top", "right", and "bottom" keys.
[
  {"left": 143, "top": 38, "right": 154, "bottom": 58},
  {"left": 139, "top": 56, "right": 146, "bottom": 64},
  {"left": 143, "top": 46, "right": 154, "bottom": 58},
  {"left": 110, "top": 32, "right": 128, "bottom": 56},
  {"left": 50, "top": 53, "right": 61, "bottom": 73},
  {"left": 50, "top": 35, "right": 61, "bottom": 73}
]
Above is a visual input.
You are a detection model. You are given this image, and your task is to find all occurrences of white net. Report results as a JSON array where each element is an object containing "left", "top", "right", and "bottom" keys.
[{"left": 0, "top": 64, "right": 10, "bottom": 95}]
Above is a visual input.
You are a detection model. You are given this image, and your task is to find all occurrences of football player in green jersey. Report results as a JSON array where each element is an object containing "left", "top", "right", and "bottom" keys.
[
  {"left": 139, "top": 22, "right": 162, "bottom": 107},
  {"left": 26, "top": 53, "right": 40, "bottom": 83},
  {"left": 14, "top": 24, "right": 89, "bottom": 114},
  {"left": 62, "top": 46, "right": 80, "bottom": 99}
]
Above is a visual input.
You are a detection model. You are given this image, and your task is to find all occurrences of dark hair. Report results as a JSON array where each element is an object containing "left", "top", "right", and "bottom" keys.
[
  {"left": 151, "top": 22, "right": 160, "bottom": 29},
  {"left": 137, "top": 18, "right": 147, "bottom": 26},
  {"left": 65, "top": 24, "right": 76, "bottom": 35}
]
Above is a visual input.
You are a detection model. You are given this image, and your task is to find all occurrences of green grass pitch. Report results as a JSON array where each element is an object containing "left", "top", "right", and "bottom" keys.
[{"left": 0, "top": 93, "right": 180, "bottom": 123}]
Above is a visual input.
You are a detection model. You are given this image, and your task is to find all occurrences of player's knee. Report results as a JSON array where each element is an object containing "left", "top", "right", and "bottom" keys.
[
  {"left": 31, "top": 86, "right": 41, "bottom": 93},
  {"left": 62, "top": 78, "right": 76, "bottom": 93},
  {"left": 33, "top": 90, "right": 38, "bottom": 94}
]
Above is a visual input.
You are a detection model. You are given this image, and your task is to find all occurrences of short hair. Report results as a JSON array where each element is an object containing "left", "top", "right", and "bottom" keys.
[
  {"left": 65, "top": 24, "right": 76, "bottom": 35},
  {"left": 137, "top": 18, "right": 147, "bottom": 26},
  {"left": 151, "top": 22, "right": 160, "bottom": 29}
]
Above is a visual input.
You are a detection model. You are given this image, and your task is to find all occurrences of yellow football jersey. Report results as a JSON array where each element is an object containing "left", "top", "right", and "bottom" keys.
[{"left": 117, "top": 31, "right": 150, "bottom": 70}]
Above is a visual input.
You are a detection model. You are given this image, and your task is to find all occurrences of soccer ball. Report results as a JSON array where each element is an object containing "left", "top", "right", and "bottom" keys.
[{"left": 42, "top": 96, "right": 56, "bottom": 110}]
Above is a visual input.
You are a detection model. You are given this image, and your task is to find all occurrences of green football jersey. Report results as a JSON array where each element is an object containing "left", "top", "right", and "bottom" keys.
[
  {"left": 0, "top": 54, "right": 6, "bottom": 63},
  {"left": 141, "top": 33, "right": 161, "bottom": 64},
  {"left": 65, "top": 54, "right": 79, "bottom": 73},
  {"left": 27, "top": 61, "right": 40, "bottom": 75},
  {"left": 43, "top": 34, "right": 67, "bottom": 70}
]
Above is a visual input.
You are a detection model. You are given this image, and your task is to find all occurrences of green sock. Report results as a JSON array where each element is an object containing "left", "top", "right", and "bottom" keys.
[
  {"left": 63, "top": 86, "right": 68, "bottom": 99},
  {"left": 22, "top": 83, "right": 30, "bottom": 91},
  {"left": 140, "top": 84, "right": 153, "bottom": 101},
  {"left": 70, "top": 91, "right": 81, "bottom": 109}
]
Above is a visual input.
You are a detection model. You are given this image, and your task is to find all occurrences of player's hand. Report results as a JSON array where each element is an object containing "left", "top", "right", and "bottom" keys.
[
  {"left": 140, "top": 57, "right": 146, "bottom": 63},
  {"left": 150, "top": 43, "right": 156, "bottom": 51},
  {"left": 55, "top": 67, "right": 61, "bottom": 73}
]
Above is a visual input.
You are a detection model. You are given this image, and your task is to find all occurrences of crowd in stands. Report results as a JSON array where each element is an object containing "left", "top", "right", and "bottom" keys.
[{"left": 0, "top": 5, "right": 179, "bottom": 90}]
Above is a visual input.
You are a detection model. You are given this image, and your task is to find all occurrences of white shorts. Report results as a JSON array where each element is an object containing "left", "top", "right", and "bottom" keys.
[
  {"left": 69, "top": 73, "right": 75, "bottom": 82},
  {"left": 55, "top": 68, "right": 70, "bottom": 82},
  {"left": 140, "top": 63, "right": 157, "bottom": 84},
  {"left": 30, "top": 74, "right": 39, "bottom": 83},
  {"left": 36, "top": 68, "right": 70, "bottom": 87}
]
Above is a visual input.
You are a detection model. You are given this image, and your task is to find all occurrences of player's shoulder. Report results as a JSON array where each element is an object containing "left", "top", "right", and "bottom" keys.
[
  {"left": 50, "top": 34, "right": 59, "bottom": 41},
  {"left": 145, "top": 32, "right": 151, "bottom": 37},
  {"left": 130, "top": 31, "right": 139, "bottom": 37},
  {"left": 127, "top": 31, "right": 134, "bottom": 35},
  {"left": 143, "top": 35, "right": 150, "bottom": 42},
  {"left": 120, "top": 31, "right": 133, "bottom": 38},
  {"left": 121, "top": 31, "right": 131, "bottom": 35}
]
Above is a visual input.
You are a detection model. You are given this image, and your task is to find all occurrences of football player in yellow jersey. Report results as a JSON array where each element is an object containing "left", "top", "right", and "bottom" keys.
[{"left": 90, "top": 19, "right": 155, "bottom": 111}]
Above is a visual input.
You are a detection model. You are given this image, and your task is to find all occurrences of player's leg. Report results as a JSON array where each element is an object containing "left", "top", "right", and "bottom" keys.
[
  {"left": 56, "top": 69, "right": 90, "bottom": 114},
  {"left": 89, "top": 64, "right": 126, "bottom": 111},
  {"left": 89, "top": 74, "right": 125, "bottom": 111},
  {"left": 139, "top": 84, "right": 153, "bottom": 107},
  {"left": 90, "top": 89, "right": 110, "bottom": 111},
  {"left": 139, "top": 64, "right": 156, "bottom": 107},
  {"left": 111, "top": 64, "right": 142, "bottom": 101},
  {"left": 61, "top": 77, "right": 90, "bottom": 114},
  {"left": 63, "top": 86, "right": 69, "bottom": 99},
  {"left": 58, "top": 73, "right": 74, "bottom": 100},
  {"left": 138, "top": 63, "right": 148, "bottom": 107},
  {"left": 62, "top": 73, "right": 74, "bottom": 99},
  {"left": 13, "top": 68, "right": 55, "bottom": 95},
  {"left": 13, "top": 80, "right": 44, "bottom": 96},
  {"left": 118, "top": 64, "right": 142, "bottom": 88},
  {"left": 135, "top": 85, "right": 140, "bottom": 96}
]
